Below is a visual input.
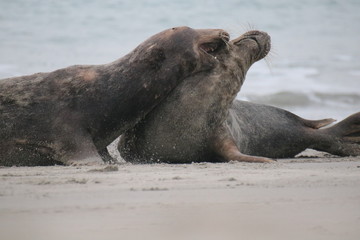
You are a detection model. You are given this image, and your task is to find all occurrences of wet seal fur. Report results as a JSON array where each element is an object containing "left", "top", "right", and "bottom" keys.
[
  {"left": 119, "top": 30, "right": 274, "bottom": 163},
  {"left": 0, "top": 26, "right": 230, "bottom": 166}
]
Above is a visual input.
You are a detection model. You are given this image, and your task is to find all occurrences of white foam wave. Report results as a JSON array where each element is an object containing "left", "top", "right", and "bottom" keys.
[{"left": 237, "top": 61, "right": 359, "bottom": 119}]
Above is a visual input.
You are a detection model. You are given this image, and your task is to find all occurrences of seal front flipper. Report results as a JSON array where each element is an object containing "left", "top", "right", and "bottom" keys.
[
  {"left": 313, "top": 112, "right": 360, "bottom": 156},
  {"left": 57, "top": 128, "right": 103, "bottom": 166},
  {"left": 63, "top": 144, "right": 103, "bottom": 166},
  {"left": 98, "top": 148, "right": 118, "bottom": 164},
  {"left": 211, "top": 126, "right": 275, "bottom": 163}
]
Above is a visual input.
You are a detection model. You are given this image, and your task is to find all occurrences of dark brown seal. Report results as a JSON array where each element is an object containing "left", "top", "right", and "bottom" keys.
[
  {"left": 0, "top": 26, "right": 231, "bottom": 166},
  {"left": 119, "top": 30, "right": 274, "bottom": 163},
  {"left": 227, "top": 100, "right": 360, "bottom": 158}
]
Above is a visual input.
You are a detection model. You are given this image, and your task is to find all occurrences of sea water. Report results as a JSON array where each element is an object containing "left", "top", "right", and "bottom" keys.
[{"left": 0, "top": 0, "right": 359, "bottom": 120}]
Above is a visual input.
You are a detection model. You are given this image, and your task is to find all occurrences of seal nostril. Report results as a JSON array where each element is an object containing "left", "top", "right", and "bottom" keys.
[{"left": 220, "top": 32, "right": 230, "bottom": 42}]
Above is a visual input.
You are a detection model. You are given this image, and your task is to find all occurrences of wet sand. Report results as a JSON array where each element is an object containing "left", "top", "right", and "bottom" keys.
[{"left": 1, "top": 152, "right": 360, "bottom": 240}]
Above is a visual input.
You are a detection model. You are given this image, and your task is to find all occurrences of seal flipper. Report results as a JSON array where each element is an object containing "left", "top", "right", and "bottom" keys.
[
  {"left": 98, "top": 148, "right": 118, "bottom": 164},
  {"left": 59, "top": 129, "right": 104, "bottom": 166},
  {"left": 313, "top": 112, "right": 360, "bottom": 156},
  {"left": 211, "top": 126, "right": 275, "bottom": 163},
  {"left": 302, "top": 118, "right": 336, "bottom": 129}
]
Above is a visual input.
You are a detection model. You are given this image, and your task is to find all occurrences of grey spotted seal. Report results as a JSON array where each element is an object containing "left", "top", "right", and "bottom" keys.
[
  {"left": 119, "top": 30, "right": 274, "bottom": 163},
  {"left": 0, "top": 26, "right": 231, "bottom": 166}
]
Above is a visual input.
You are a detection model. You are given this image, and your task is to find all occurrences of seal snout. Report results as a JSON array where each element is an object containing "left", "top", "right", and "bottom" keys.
[
  {"left": 232, "top": 30, "right": 271, "bottom": 61},
  {"left": 248, "top": 31, "right": 271, "bottom": 59},
  {"left": 220, "top": 31, "right": 230, "bottom": 42}
]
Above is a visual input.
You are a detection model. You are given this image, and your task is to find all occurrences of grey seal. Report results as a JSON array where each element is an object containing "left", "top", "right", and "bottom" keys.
[
  {"left": 119, "top": 30, "right": 274, "bottom": 163},
  {"left": 0, "top": 26, "right": 230, "bottom": 166},
  {"left": 227, "top": 100, "right": 360, "bottom": 158},
  {"left": 118, "top": 30, "right": 360, "bottom": 163}
]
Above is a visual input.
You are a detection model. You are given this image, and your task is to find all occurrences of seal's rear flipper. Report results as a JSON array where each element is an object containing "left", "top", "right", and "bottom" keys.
[
  {"left": 314, "top": 112, "right": 360, "bottom": 156},
  {"left": 211, "top": 126, "right": 275, "bottom": 163}
]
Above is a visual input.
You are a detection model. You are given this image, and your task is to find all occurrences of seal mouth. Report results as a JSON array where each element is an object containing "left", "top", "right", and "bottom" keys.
[
  {"left": 199, "top": 31, "right": 230, "bottom": 56},
  {"left": 199, "top": 42, "right": 222, "bottom": 54}
]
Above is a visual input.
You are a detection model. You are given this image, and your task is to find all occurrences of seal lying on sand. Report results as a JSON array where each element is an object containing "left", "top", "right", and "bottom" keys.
[
  {"left": 119, "top": 30, "right": 274, "bottom": 163},
  {"left": 227, "top": 100, "right": 360, "bottom": 158},
  {"left": 0, "top": 26, "right": 231, "bottom": 166},
  {"left": 119, "top": 30, "right": 360, "bottom": 163}
]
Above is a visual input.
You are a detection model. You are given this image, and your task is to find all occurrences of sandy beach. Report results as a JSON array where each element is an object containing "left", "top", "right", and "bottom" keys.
[
  {"left": 1, "top": 150, "right": 359, "bottom": 240},
  {"left": 1, "top": 1, "right": 359, "bottom": 240}
]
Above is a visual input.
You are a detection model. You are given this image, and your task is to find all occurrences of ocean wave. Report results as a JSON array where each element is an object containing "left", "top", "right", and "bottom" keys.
[{"left": 240, "top": 91, "right": 360, "bottom": 109}]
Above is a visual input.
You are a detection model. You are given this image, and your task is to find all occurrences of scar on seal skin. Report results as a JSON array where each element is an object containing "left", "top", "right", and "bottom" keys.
[
  {"left": 119, "top": 30, "right": 274, "bottom": 163},
  {"left": 226, "top": 100, "right": 360, "bottom": 158},
  {"left": 0, "top": 26, "right": 230, "bottom": 166}
]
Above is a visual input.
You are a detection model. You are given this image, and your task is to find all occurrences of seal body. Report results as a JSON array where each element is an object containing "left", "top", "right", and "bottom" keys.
[
  {"left": 0, "top": 26, "right": 230, "bottom": 166},
  {"left": 119, "top": 30, "right": 273, "bottom": 163},
  {"left": 119, "top": 29, "right": 360, "bottom": 163},
  {"left": 227, "top": 100, "right": 360, "bottom": 158}
]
